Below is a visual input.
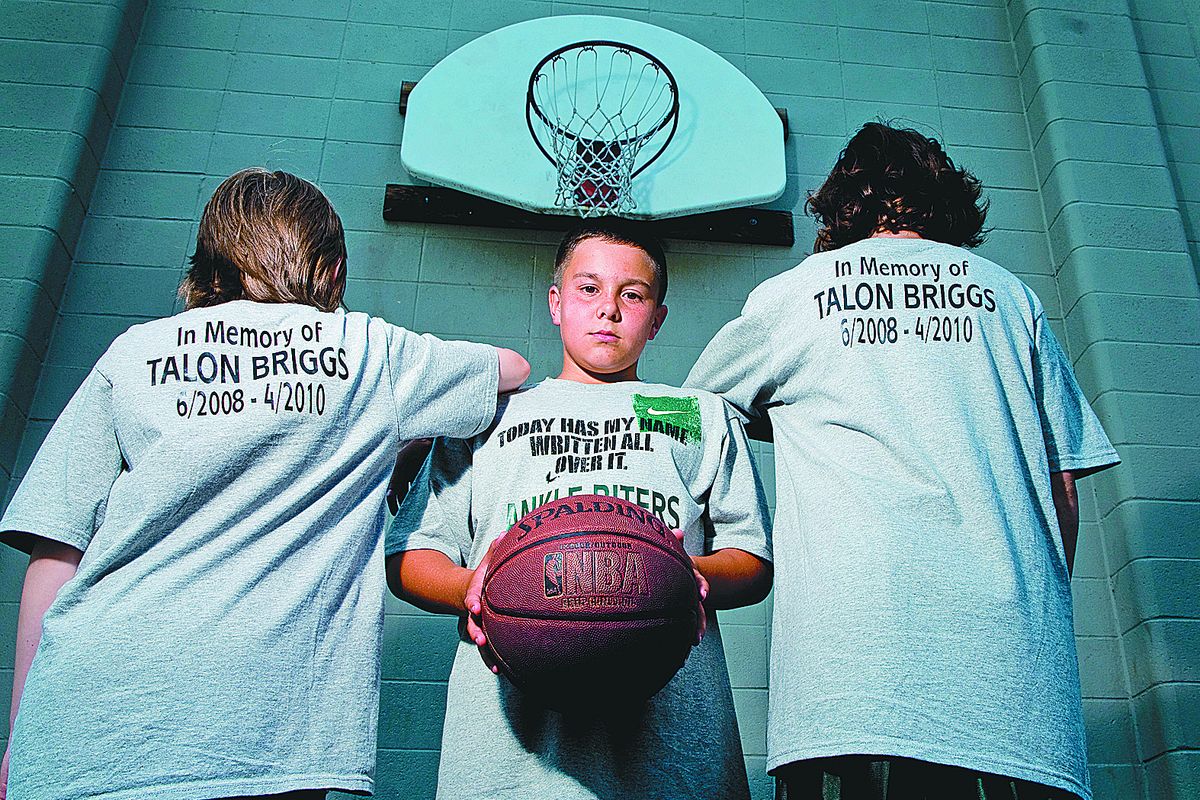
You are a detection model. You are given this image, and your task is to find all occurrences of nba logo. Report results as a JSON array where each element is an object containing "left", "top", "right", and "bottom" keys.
[{"left": 544, "top": 552, "right": 563, "bottom": 598}]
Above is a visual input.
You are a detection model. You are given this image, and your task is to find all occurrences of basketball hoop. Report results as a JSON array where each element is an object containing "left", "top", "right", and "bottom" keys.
[{"left": 527, "top": 41, "right": 679, "bottom": 217}]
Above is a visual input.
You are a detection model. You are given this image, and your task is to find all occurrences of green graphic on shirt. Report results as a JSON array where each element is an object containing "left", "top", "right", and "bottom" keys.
[{"left": 632, "top": 394, "right": 701, "bottom": 446}]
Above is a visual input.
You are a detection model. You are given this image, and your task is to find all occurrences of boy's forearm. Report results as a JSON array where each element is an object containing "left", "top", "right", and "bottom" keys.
[
  {"left": 387, "top": 549, "right": 474, "bottom": 616},
  {"left": 692, "top": 549, "right": 773, "bottom": 611},
  {"left": 496, "top": 348, "right": 530, "bottom": 393},
  {"left": 11, "top": 539, "right": 82, "bottom": 730},
  {"left": 1051, "top": 471, "right": 1080, "bottom": 576},
  {"left": 387, "top": 438, "right": 434, "bottom": 514}
]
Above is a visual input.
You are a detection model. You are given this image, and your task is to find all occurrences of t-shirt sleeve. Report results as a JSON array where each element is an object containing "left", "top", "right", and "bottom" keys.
[
  {"left": 1032, "top": 314, "right": 1120, "bottom": 476},
  {"left": 703, "top": 403, "right": 773, "bottom": 562},
  {"left": 685, "top": 286, "right": 780, "bottom": 435},
  {"left": 386, "top": 436, "right": 475, "bottom": 565},
  {"left": 386, "top": 325, "right": 500, "bottom": 441},
  {"left": 1, "top": 369, "right": 124, "bottom": 555}
]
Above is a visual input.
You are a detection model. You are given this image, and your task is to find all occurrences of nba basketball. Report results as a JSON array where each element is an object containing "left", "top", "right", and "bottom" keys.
[{"left": 480, "top": 494, "right": 700, "bottom": 711}]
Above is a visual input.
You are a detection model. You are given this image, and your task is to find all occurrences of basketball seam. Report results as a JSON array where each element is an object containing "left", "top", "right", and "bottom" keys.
[
  {"left": 485, "top": 527, "right": 696, "bottom": 589},
  {"left": 480, "top": 606, "right": 695, "bottom": 624},
  {"left": 480, "top": 630, "right": 518, "bottom": 683}
]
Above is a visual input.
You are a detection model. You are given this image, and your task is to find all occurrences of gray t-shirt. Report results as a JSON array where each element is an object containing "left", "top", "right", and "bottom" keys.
[
  {"left": 388, "top": 378, "right": 772, "bottom": 800},
  {"left": 1, "top": 300, "right": 499, "bottom": 800},
  {"left": 686, "top": 238, "right": 1118, "bottom": 800}
]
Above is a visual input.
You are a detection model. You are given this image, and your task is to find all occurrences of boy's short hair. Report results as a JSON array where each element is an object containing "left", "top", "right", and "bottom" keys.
[
  {"left": 553, "top": 222, "right": 668, "bottom": 305},
  {"left": 180, "top": 168, "right": 348, "bottom": 312},
  {"left": 806, "top": 122, "right": 989, "bottom": 252}
]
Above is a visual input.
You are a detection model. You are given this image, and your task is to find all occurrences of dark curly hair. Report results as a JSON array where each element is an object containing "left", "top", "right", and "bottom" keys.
[{"left": 806, "top": 122, "right": 989, "bottom": 252}]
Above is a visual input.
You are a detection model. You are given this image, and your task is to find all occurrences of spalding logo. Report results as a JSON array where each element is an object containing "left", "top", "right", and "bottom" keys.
[
  {"left": 544, "top": 546, "right": 649, "bottom": 602},
  {"left": 516, "top": 498, "right": 669, "bottom": 541}
]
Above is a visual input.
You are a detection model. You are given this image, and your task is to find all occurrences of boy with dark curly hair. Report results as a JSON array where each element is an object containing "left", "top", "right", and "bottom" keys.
[{"left": 687, "top": 122, "right": 1118, "bottom": 800}]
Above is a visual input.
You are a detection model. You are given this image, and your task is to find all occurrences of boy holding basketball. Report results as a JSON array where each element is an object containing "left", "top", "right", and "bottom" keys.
[
  {"left": 386, "top": 223, "right": 773, "bottom": 800},
  {"left": 686, "top": 123, "right": 1118, "bottom": 800},
  {"left": 1, "top": 169, "right": 528, "bottom": 800}
]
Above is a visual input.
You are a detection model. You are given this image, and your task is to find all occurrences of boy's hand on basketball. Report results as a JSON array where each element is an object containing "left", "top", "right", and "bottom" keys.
[
  {"left": 671, "top": 529, "right": 708, "bottom": 645},
  {"left": 464, "top": 535, "right": 504, "bottom": 674}
]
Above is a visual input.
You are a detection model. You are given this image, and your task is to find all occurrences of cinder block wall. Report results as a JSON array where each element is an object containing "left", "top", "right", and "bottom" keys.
[
  {"left": 1008, "top": 1, "right": 1195, "bottom": 800},
  {"left": 1130, "top": 0, "right": 1200, "bottom": 274},
  {"left": 2, "top": 2, "right": 1196, "bottom": 799},
  {"left": 0, "top": 0, "right": 146, "bottom": 751},
  {"left": 1009, "top": 1, "right": 1200, "bottom": 797},
  {"left": 0, "top": 0, "right": 146, "bottom": 510},
  {"left": 1127, "top": 5, "right": 1200, "bottom": 796}
]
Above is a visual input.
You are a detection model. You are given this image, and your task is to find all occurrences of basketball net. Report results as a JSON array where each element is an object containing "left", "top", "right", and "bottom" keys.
[{"left": 528, "top": 43, "right": 678, "bottom": 218}]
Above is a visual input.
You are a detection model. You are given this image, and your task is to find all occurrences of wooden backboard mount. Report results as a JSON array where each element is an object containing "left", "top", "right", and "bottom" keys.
[{"left": 383, "top": 185, "right": 794, "bottom": 246}]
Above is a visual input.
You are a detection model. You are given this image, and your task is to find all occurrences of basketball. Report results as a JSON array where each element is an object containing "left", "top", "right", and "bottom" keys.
[{"left": 480, "top": 494, "right": 699, "bottom": 711}]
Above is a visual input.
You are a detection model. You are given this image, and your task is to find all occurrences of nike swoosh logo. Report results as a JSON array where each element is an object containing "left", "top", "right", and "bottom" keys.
[
  {"left": 646, "top": 407, "right": 688, "bottom": 416},
  {"left": 545, "top": 471, "right": 558, "bottom": 482}
]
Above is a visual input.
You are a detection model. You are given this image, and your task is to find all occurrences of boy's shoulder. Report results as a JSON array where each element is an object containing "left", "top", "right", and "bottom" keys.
[
  {"left": 480, "top": 380, "right": 553, "bottom": 433},
  {"left": 815, "top": 237, "right": 1030, "bottom": 288},
  {"left": 99, "top": 310, "right": 203, "bottom": 371},
  {"left": 119, "top": 301, "right": 353, "bottom": 337},
  {"left": 620, "top": 381, "right": 735, "bottom": 429},
  {"left": 750, "top": 240, "right": 1039, "bottom": 314},
  {"left": 630, "top": 379, "right": 721, "bottom": 404},
  {"left": 104, "top": 302, "right": 363, "bottom": 365},
  {"left": 492, "top": 380, "right": 544, "bottom": 411},
  {"left": 495, "top": 380, "right": 728, "bottom": 417},
  {"left": 740, "top": 248, "right": 843, "bottom": 318}
]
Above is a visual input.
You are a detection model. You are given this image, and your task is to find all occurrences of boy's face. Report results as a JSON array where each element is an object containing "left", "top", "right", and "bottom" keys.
[{"left": 548, "top": 238, "right": 667, "bottom": 384}]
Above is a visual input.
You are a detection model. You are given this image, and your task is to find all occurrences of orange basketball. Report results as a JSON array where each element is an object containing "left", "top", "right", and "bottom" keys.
[{"left": 480, "top": 494, "right": 698, "bottom": 711}]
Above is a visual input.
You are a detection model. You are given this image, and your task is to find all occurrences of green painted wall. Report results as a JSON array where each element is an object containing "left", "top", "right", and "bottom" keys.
[
  {"left": 1008, "top": 1, "right": 1200, "bottom": 797},
  {"left": 1130, "top": 0, "right": 1200, "bottom": 277},
  {"left": 0, "top": 0, "right": 145, "bottom": 492},
  {"left": 0, "top": 0, "right": 147, "bottom": 764},
  {"left": 1, "top": 1, "right": 1196, "bottom": 799}
]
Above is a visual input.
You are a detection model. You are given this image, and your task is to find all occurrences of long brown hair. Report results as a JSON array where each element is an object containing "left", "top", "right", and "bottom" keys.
[
  {"left": 806, "top": 122, "right": 988, "bottom": 252},
  {"left": 180, "top": 169, "right": 347, "bottom": 311}
]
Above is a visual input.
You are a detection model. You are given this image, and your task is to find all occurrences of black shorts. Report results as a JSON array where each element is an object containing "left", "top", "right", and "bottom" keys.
[
  {"left": 214, "top": 792, "right": 327, "bottom": 800},
  {"left": 774, "top": 756, "right": 1081, "bottom": 800}
]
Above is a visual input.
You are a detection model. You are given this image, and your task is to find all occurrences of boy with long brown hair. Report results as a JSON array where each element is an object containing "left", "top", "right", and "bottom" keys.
[{"left": 1, "top": 168, "right": 528, "bottom": 800}]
